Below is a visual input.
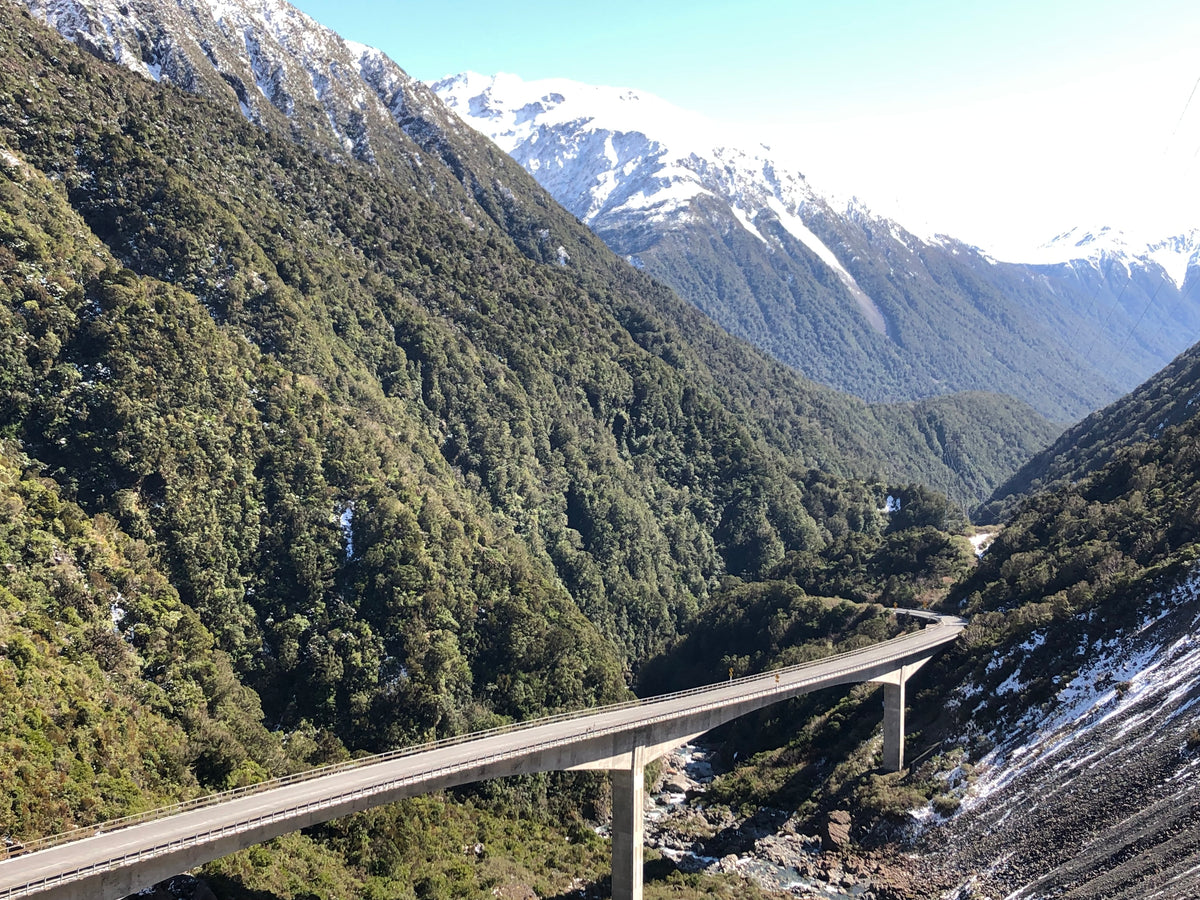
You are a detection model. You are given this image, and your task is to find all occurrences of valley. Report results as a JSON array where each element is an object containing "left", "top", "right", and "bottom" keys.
[
  {"left": 1, "top": 1, "right": 1199, "bottom": 899},
  {"left": 433, "top": 74, "right": 1200, "bottom": 423}
]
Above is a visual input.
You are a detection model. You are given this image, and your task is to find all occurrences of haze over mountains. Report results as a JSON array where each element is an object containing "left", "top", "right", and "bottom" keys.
[
  {"left": 434, "top": 72, "right": 1200, "bottom": 421},
  {"left": 5, "top": 0, "right": 1200, "bottom": 898}
]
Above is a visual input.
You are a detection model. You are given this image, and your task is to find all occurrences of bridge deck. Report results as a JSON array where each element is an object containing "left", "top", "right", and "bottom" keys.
[{"left": 0, "top": 611, "right": 965, "bottom": 900}]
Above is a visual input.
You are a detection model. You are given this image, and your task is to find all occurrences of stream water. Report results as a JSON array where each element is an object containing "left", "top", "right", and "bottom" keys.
[{"left": 640, "top": 743, "right": 870, "bottom": 899}]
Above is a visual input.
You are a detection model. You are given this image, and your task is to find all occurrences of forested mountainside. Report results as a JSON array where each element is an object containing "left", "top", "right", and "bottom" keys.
[
  {"left": 0, "top": 0, "right": 1052, "bottom": 822},
  {"left": 979, "top": 337, "right": 1200, "bottom": 522},
  {"left": 8, "top": 1, "right": 1192, "bottom": 897},
  {"left": 0, "top": 5, "right": 1033, "bottom": 895},
  {"left": 623, "top": 348, "right": 1200, "bottom": 898},
  {"left": 0, "top": 443, "right": 290, "bottom": 836},
  {"left": 12, "top": 0, "right": 1061, "bottom": 513},
  {"left": 433, "top": 73, "right": 1200, "bottom": 422}
]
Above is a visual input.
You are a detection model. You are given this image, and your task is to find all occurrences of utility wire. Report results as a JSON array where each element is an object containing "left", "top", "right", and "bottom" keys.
[
  {"left": 1083, "top": 275, "right": 1131, "bottom": 361},
  {"left": 1115, "top": 275, "right": 1168, "bottom": 359},
  {"left": 1169, "top": 72, "right": 1200, "bottom": 145}
]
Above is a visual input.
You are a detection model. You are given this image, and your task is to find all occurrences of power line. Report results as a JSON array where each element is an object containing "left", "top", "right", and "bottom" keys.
[
  {"left": 1169, "top": 72, "right": 1200, "bottom": 146},
  {"left": 1082, "top": 274, "right": 1131, "bottom": 361},
  {"left": 1114, "top": 273, "right": 1168, "bottom": 359},
  {"left": 1063, "top": 259, "right": 1111, "bottom": 350}
]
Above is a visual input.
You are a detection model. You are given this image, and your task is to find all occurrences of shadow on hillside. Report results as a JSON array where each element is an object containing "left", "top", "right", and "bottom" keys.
[
  {"left": 197, "top": 874, "right": 320, "bottom": 900},
  {"left": 542, "top": 856, "right": 687, "bottom": 899}
]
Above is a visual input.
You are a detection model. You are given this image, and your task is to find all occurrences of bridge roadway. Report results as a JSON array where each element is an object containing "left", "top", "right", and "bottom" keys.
[{"left": 0, "top": 610, "right": 965, "bottom": 900}]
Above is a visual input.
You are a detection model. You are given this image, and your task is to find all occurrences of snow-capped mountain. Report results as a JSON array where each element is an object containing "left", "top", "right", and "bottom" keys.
[
  {"left": 1024, "top": 224, "right": 1200, "bottom": 291},
  {"left": 1146, "top": 230, "right": 1200, "bottom": 289},
  {"left": 435, "top": 71, "right": 888, "bottom": 334},
  {"left": 433, "top": 72, "right": 1200, "bottom": 419},
  {"left": 21, "top": 0, "right": 460, "bottom": 169},
  {"left": 22, "top": 0, "right": 1200, "bottom": 419}
]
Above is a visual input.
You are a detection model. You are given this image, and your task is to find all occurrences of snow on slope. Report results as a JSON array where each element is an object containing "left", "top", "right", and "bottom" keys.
[
  {"left": 22, "top": 0, "right": 438, "bottom": 165},
  {"left": 1145, "top": 230, "right": 1200, "bottom": 289},
  {"left": 433, "top": 71, "right": 888, "bottom": 334},
  {"left": 928, "top": 572, "right": 1200, "bottom": 899},
  {"left": 1019, "top": 224, "right": 1200, "bottom": 289}
]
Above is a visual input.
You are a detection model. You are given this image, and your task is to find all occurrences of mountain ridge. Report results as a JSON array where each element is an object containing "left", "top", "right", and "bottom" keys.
[
  {"left": 5, "top": 2, "right": 1200, "bottom": 898},
  {"left": 433, "top": 71, "right": 1200, "bottom": 421},
  {"left": 15, "top": 0, "right": 1062, "bottom": 514}
]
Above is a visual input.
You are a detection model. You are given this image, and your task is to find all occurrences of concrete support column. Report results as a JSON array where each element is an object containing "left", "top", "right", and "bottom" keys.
[
  {"left": 611, "top": 747, "right": 646, "bottom": 900},
  {"left": 882, "top": 679, "right": 906, "bottom": 772}
]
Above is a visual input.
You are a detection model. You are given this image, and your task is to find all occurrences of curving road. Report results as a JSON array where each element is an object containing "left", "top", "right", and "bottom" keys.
[{"left": 0, "top": 610, "right": 965, "bottom": 900}]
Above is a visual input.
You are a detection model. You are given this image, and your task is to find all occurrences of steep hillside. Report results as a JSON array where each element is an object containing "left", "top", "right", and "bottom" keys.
[
  {"left": 0, "top": 3, "right": 1136, "bottom": 897},
  {"left": 924, "top": 576, "right": 1200, "bottom": 899},
  {"left": 0, "top": 80, "right": 632, "bottom": 751},
  {"left": 433, "top": 73, "right": 1200, "bottom": 421},
  {"left": 906, "top": 403, "right": 1200, "bottom": 897},
  {"left": 0, "top": 443, "right": 296, "bottom": 837},
  {"left": 0, "top": 0, "right": 1058, "bottom": 760},
  {"left": 14, "top": 0, "right": 1061, "bottom": 513},
  {"left": 631, "top": 363, "right": 1200, "bottom": 898},
  {"left": 980, "top": 336, "right": 1200, "bottom": 522}
]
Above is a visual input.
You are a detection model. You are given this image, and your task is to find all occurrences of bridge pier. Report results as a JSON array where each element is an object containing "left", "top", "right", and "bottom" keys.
[
  {"left": 610, "top": 746, "right": 646, "bottom": 900},
  {"left": 882, "top": 680, "right": 906, "bottom": 772},
  {"left": 871, "top": 657, "right": 931, "bottom": 772}
]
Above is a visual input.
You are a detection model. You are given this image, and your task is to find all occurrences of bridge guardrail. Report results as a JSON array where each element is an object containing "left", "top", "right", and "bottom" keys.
[{"left": 0, "top": 611, "right": 964, "bottom": 898}]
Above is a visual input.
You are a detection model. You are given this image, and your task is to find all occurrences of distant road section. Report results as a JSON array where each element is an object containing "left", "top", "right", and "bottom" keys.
[{"left": 0, "top": 610, "right": 965, "bottom": 900}]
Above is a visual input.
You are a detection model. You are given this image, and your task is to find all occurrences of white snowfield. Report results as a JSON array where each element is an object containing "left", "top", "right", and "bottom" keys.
[{"left": 0, "top": 611, "right": 964, "bottom": 900}]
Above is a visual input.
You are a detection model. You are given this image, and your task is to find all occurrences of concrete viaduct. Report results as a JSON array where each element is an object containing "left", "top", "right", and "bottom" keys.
[{"left": 0, "top": 610, "right": 965, "bottom": 900}]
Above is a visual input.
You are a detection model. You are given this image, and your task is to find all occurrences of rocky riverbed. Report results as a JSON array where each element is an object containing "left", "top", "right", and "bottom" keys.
[{"left": 640, "top": 744, "right": 930, "bottom": 899}]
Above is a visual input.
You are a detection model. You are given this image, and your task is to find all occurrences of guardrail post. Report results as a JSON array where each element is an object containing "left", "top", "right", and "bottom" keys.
[{"left": 610, "top": 744, "right": 646, "bottom": 900}]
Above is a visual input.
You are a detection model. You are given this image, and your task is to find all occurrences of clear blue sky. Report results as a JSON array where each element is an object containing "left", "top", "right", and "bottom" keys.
[
  {"left": 289, "top": 0, "right": 1194, "bottom": 121},
  {"left": 289, "top": 0, "right": 1200, "bottom": 252}
]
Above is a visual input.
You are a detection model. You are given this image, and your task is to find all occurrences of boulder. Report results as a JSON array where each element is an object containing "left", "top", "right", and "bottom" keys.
[{"left": 821, "top": 809, "right": 853, "bottom": 851}]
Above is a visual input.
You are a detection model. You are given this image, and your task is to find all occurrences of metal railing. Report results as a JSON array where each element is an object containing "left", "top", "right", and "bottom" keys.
[{"left": 0, "top": 611, "right": 963, "bottom": 898}]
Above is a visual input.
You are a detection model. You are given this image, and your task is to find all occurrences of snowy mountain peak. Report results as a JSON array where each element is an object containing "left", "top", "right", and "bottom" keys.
[
  {"left": 1145, "top": 229, "right": 1200, "bottom": 289},
  {"left": 431, "top": 70, "right": 892, "bottom": 334},
  {"left": 1022, "top": 224, "right": 1200, "bottom": 288},
  {"left": 432, "top": 71, "right": 718, "bottom": 156},
  {"left": 21, "top": 0, "right": 447, "bottom": 165},
  {"left": 1043, "top": 224, "right": 1130, "bottom": 254}
]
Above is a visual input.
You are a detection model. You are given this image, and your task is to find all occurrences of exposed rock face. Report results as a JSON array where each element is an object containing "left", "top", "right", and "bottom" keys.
[
  {"left": 822, "top": 809, "right": 853, "bottom": 852},
  {"left": 924, "top": 574, "right": 1200, "bottom": 899},
  {"left": 21, "top": 0, "right": 459, "bottom": 171}
]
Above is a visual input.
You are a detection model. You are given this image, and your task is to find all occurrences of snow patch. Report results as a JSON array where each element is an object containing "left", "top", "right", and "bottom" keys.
[
  {"left": 337, "top": 502, "right": 354, "bottom": 559},
  {"left": 962, "top": 572, "right": 1200, "bottom": 809},
  {"left": 969, "top": 531, "right": 997, "bottom": 557},
  {"left": 729, "top": 203, "right": 766, "bottom": 244},
  {"left": 110, "top": 591, "right": 127, "bottom": 628},
  {"left": 762, "top": 195, "right": 886, "bottom": 333}
]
